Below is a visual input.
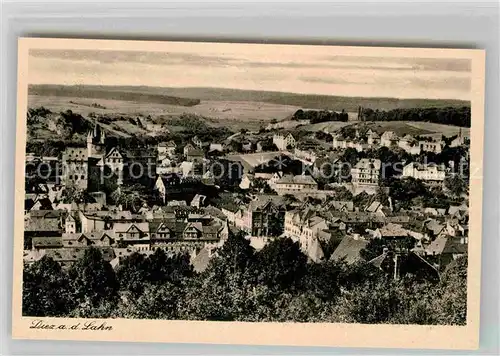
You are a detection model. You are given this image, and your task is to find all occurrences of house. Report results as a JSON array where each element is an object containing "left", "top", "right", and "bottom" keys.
[
  {"left": 158, "top": 141, "right": 177, "bottom": 158},
  {"left": 209, "top": 143, "right": 224, "bottom": 153},
  {"left": 191, "top": 246, "right": 212, "bottom": 273},
  {"left": 113, "top": 222, "right": 151, "bottom": 250},
  {"left": 284, "top": 207, "right": 329, "bottom": 253},
  {"left": 326, "top": 200, "right": 355, "bottom": 212},
  {"left": 44, "top": 246, "right": 115, "bottom": 269},
  {"left": 330, "top": 235, "right": 369, "bottom": 264},
  {"left": 273, "top": 132, "right": 296, "bottom": 151},
  {"left": 294, "top": 147, "right": 318, "bottom": 163},
  {"left": 31, "top": 236, "right": 64, "bottom": 250},
  {"left": 273, "top": 173, "right": 318, "bottom": 194},
  {"left": 232, "top": 195, "right": 287, "bottom": 237},
  {"left": 449, "top": 134, "right": 468, "bottom": 148},
  {"left": 402, "top": 162, "right": 446, "bottom": 183},
  {"left": 424, "top": 219, "right": 446, "bottom": 238},
  {"left": 241, "top": 141, "right": 253, "bottom": 152},
  {"left": 380, "top": 131, "right": 399, "bottom": 147},
  {"left": 425, "top": 235, "right": 467, "bottom": 268},
  {"left": 306, "top": 237, "right": 325, "bottom": 263},
  {"left": 24, "top": 213, "right": 62, "bottom": 238},
  {"left": 155, "top": 174, "right": 182, "bottom": 203},
  {"left": 64, "top": 214, "right": 76, "bottom": 234},
  {"left": 191, "top": 194, "right": 207, "bottom": 208},
  {"left": 376, "top": 223, "right": 410, "bottom": 240},
  {"left": 239, "top": 174, "right": 255, "bottom": 190},
  {"left": 398, "top": 135, "right": 421, "bottom": 155},
  {"left": 419, "top": 139, "right": 443, "bottom": 153},
  {"left": 30, "top": 197, "right": 53, "bottom": 211},
  {"left": 97, "top": 147, "right": 126, "bottom": 185},
  {"left": 78, "top": 212, "right": 108, "bottom": 233},
  {"left": 332, "top": 134, "right": 348, "bottom": 150},
  {"left": 183, "top": 143, "right": 196, "bottom": 157},
  {"left": 192, "top": 136, "right": 203, "bottom": 149},
  {"left": 365, "top": 201, "right": 388, "bottom": 216},
  {"left": 147, "top": 219, "right": 226, "bottom": 253},
  {"left": 185, "top": 146, "right": 205, "bottom": 162},
  {"left": 351, "top": 158, "right": 381, "bottom": 186},
  {"left": 62, "top": 231, "right": 115, "bottom": 248},
  {"left": 367, "top": 130, "right": 381, "bottom": 146},
  {"left": 369, "top": 250, "right": 440, "bottom": 281}
]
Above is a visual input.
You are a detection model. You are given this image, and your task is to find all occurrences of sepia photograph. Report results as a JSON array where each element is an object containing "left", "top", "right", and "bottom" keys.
[{"left": 12, "top": 38, "right": 485, "bottom": 349}]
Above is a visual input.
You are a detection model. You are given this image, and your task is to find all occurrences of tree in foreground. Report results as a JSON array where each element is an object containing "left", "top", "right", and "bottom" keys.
[
  {"left": 68, "top": 247, "right": 119, "bottom": 309},
  {"left": 22, "top": 256, "right": 73, "bottom": 317}
]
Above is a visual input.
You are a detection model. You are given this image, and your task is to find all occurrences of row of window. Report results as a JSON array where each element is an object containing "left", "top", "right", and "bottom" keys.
[{"left": 68, "top": 175, "right": 86, "bottom": 180}]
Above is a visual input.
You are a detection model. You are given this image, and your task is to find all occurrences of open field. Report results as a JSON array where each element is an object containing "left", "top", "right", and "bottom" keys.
[
  {"left": 28, "top": 95, "right": 300, "bottom": 132},
  {"left": 30, "top": 84, "right": 470, "bottom": 111},
  {"left": 301, "top": 121, "right": 356, "bottom": 133},
  {"left": 299, "top": 120, "right": 468, "bottom": 138},
  {"left": 28, "top": 84, "right": 471, "bottom": 136},
  {"left": 405, "top": 122, "right": 470, "bottom": 138}
]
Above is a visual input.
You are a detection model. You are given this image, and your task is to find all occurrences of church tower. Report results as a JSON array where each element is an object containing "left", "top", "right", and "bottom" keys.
[{"left": 87, "top": 124, "right": 106, "bottom": 159}]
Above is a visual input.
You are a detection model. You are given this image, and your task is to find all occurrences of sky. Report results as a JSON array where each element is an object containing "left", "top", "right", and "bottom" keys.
[{"left": 28, "top": 42, "right": 472, "bottom": 100}]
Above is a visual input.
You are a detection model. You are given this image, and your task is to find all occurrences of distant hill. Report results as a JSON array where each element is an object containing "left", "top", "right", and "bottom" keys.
[
  {"left": 29, "top": 85, "right": 469, "bottom": 112},
  {"left": 28, "top": 84, "right": 200, "bottom": 107}
]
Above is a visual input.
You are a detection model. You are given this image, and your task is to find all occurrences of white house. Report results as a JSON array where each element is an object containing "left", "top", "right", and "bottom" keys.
[
  {"left": 398, "top": 135, "right": 421, "bottom": 155},
  {"left": 351, "top": 158, "right": 381, "bottom": 185},
  {"left": 284, "top": 208, "right": 329, "bottom": 254},
  {"left": 402, "top": 162, "right": 446, "bottom": 183},
  {"left": 419, "top": 139, "right": 443, "bottom": 153},
  {"left": 273, "top": 132, "right": 296, "bottom": 151},
  {"left": 158, "top": 141, "right": 177, "bottom": 158},
  {"left": 273, "top": 173, "right": 318, "bottom": 194},
  {"left": 380, "top": 131, "right": 399, "bottom": 147}
]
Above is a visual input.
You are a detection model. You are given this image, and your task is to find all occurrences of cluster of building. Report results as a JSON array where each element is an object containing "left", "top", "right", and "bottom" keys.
[
  {"left": 24, "top": 119, "right": 470, "bottom": 279},
  {"left": 24, "top": 201, "right": 229, "bottom": 272}
]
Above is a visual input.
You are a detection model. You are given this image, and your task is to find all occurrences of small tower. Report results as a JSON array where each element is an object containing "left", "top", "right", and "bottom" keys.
[{"left": 65, "top": 214, "right": 76, "bottom": 234}]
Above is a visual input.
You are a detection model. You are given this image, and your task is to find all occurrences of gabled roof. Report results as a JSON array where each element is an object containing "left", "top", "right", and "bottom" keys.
[
  {"left": 307, "top": 237, "right": 325, "bottom": 263},
  {"left": 275, "top": 174, "right": 317, "bottom": 185},
  {"left": 330, "top": 235, "right": 369, "bottom": 264},
  {"left": 354, "top": 158, "right": 381, "bottom": 170},
  {"left": 159, "top": 140, "right": 176, "bottom": 148},
  {"left": 328, "top": 200, "right": 355, "bottom": 212},
  {"left": 32, "top": 236, "right": 63, "bottom": 248},
  {"left": 104, "top": 147, "right": 124, "bottom": 159},
  {"left": 381, "top": 131, "right": 398, "bottom": 140},
  {"left": 426, "top": 236, "right": 467, "bottom": 255},
  {"left": 25, "top": 217, "right": 61, "bottom": 232},
  {"left": 425, "top": 219, "right": 445, "bottom": 235},
  {"left": 379, "top": 223, "right": 409, "bottom": 238},
  {"left": 184, "top": 222, "right": 203, "bottom": 233},
  {"left": 192, "top": 247, "right": 211, "bottom": 273},
  {"left": 365, "top": 201, "right": 383, "bottom": 213}
]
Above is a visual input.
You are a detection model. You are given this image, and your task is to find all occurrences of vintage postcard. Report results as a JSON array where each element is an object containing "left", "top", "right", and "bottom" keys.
[{"left": 12, "top": 38, "right": 485, "bottom": 349}]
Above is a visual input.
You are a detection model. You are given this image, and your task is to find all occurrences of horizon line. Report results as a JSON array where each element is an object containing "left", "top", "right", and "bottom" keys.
[{"left": 27, "top": 83, "right": 471, "bottom": 103}]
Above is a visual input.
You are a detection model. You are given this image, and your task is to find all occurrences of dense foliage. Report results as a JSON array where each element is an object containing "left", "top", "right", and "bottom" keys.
[
  {"left": 360, "top": 106, "right": 471, "bottom": 127},
  {"left": 23, "top": 236, "right": 468, "bottom": 325},
  {"left": 292, "top": 109, "right": 349, "bottom": 123}
]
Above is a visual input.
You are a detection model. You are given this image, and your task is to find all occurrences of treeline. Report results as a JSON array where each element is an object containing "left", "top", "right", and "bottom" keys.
[
  {"left": 292, "top": 109, "right": 349, "bottom": 123},
  {"left": 360, "top": 106, "right": 471, "bottom": 127},
  {"left": 23, "top": 233, "right": 467, "bottom": 325}
]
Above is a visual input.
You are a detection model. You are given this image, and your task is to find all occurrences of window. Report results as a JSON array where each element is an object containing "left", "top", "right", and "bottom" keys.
[{"left": 81, "top": 175, "right": 84, "bottom": 180}]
